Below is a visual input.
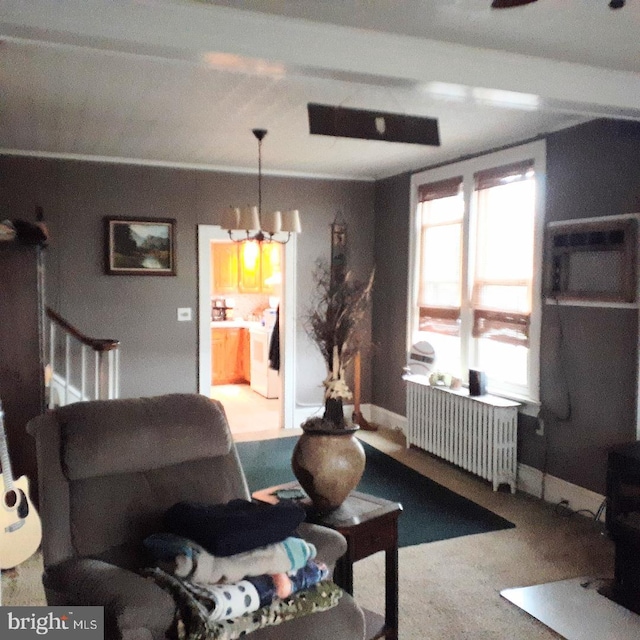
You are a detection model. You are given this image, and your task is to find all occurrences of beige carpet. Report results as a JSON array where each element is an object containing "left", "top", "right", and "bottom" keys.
[
  {"left": 2, "top": 428, "right": 615, "bottom": 639},
  {"left": 352, "top": 429, "right": 614, "bottom": 639},
  {"left": 1, "top": 551, "right": 45, "bottom": 606}
]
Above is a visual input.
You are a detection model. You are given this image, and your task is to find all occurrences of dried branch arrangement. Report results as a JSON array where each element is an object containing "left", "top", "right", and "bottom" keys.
[{"left": 303, "top": 259, "right": 374, "bottom": 429}]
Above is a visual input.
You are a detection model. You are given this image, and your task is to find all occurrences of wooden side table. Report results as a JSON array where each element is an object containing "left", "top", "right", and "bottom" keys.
[{"left": 252, "top": 482, "right": 402, "bottom": 640}]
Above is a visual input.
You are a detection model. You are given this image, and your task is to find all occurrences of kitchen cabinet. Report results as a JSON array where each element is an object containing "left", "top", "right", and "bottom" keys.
[
  {"left": 238, "top": 242, "right": 262, "bottom": 293},
  {"left": 212, "top": 243, "right": 239, "bottom": 294},
  {"left": 211, "top": 328, "right": 228, "bottom": 384},
  {"left": 211, "top": 327, "right": 250, "bottom": 385},
  {"left": 212, "top": 242, "right": 281, "bottom": 294},
  {"left": 261, "top": 243, "right": 281, "bottom": 294},
  {"left": 242, "top": 328, "right": 251, "bottom": 382}
]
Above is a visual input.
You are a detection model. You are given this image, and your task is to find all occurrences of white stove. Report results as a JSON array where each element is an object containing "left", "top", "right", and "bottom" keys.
[{"left": 249, "top": 325, "right": 279, "bottom": 399}]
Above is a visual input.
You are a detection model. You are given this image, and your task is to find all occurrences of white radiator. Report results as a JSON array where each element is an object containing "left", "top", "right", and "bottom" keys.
[{"left": 405, "top": 376, "right": 519, "bottom": 492}]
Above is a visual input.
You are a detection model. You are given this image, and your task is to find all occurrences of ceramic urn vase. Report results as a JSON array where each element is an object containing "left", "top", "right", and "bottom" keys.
[{"left": 291, "top": 425, "right": 366, "bottom": 512}]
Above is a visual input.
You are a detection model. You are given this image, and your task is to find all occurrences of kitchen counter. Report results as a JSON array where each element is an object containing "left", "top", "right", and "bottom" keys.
[{"left": 210, "top": 320, "right": 261, "bottom": 329}]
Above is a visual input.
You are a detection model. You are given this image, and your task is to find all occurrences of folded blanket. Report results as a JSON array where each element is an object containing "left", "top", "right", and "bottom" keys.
[
  {"left": 144, "top": 533, "right": 316, "bottom": 585},
  {"left": 144, "top": 567, "right": 343, "bottom": 640},
  {"left": 173, "top": 560, "right": 329, "bottom": 622},
  {"left": 248, "top": 561, "right": 329, "bottom": 606},
  {"left": 243, "top": 574, "right": 277, "bottom": 608},
  {"left": 184, "top": 580, "right": 261, "bottom": 622},
  {"left": 164, "top": 499, "right": 306, "bottom": 557},
  {"left": 272, "top": 561, "right": 329, "bottom": 599}
]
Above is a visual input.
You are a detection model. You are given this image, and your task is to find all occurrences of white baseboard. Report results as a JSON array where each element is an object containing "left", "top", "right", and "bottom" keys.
[
  {"left": 518, "top": 463, "right": 606, "bottom": 521},
  {"left": 516, "top": 463, "right": 545, "bottom": 498},
  {"left": 369, "top": 404, "right": 407, "bottom": 434}
]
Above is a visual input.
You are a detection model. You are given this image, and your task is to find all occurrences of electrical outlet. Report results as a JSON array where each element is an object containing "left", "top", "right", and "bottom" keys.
[{"left": 177, "top": 307, "right": 192, "bottom": 322}]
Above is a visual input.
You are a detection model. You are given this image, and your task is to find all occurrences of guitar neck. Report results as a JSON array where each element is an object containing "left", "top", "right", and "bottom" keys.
[{"left": 0, "top": 401, "right": 16, "bottom": 492}]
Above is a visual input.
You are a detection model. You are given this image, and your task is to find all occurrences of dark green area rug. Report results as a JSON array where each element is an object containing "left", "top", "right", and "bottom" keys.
[{"left": 236, "top": 437, "right": 514, "bottom": 548}]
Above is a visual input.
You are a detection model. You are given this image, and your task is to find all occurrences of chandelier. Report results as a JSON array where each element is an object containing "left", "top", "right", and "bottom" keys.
[{"left": 222, "top": 129, "right": 301, "bottom": 244}]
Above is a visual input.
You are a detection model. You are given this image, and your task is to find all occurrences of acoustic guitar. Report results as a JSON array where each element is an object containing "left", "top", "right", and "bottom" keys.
[{"left": 0, "top": 400, "right": 42, "bottom": 570}]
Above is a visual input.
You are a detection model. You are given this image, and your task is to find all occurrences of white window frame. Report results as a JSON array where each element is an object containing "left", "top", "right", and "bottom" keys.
[{"left": 408, "top": 140, "right": 546, "bottom": 413}]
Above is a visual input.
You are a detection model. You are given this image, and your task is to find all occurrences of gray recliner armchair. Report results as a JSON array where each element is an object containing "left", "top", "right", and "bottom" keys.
[{"left": 27, "top": 393, "right": 365, "bottom": 640}]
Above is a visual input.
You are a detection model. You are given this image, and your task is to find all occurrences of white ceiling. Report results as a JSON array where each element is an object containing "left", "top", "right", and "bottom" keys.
[{"left": 1, "top": 0, "right": 639, "bottom": 180}]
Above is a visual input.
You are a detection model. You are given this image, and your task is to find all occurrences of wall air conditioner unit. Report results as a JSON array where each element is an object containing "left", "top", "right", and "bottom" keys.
[{"left": 544, "top": 214, "right": 639, "bottom": 305}]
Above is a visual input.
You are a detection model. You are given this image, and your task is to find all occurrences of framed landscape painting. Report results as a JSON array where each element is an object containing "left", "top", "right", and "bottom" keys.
[{"left": 104, "top": 217, "right": 176, "bottom": 276}]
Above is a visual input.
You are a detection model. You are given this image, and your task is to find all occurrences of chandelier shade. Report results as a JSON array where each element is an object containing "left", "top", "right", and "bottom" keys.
[
  {"left": 239, "top": 206, "right": 260, "bottom": 231},
  {"left": 282, "top": 209, "right": 302, "bottom": 233},
  {"left": 262, "top": 210, "right": 281, "bottom": 235},
  {"left": 223, "top": 129, "right": 301, "bottom": 244}
]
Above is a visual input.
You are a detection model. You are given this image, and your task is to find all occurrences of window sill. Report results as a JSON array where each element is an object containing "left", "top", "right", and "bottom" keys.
[
  {"left": 487, "top": 389, "right": 540, "bottom": 417},
  {"left": 545, "top": 297, "right": 639, "bottom": 310}
]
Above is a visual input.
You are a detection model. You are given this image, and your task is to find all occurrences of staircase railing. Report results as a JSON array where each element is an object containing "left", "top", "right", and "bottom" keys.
[{"left": 45, "top": 307, "right": 120, "bottom": 407}]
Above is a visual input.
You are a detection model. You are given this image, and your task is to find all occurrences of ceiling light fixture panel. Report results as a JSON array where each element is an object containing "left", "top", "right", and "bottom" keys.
[{"left": 307, "top": 103, "right": 440, "bottom": 146}]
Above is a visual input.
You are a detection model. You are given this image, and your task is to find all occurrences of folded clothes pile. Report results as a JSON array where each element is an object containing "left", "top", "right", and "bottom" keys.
[
  {"left": 176, "top": 560, "right": 329, "bottom": 622},
  {"left": 144, "top": 499, "right": 332, "bottom": 624},
  {"left": 163, "top": 499, "right": 307, "bottom": 557},
  {"left": 144, "top": 531, "right": 319, "bottom": 585}
]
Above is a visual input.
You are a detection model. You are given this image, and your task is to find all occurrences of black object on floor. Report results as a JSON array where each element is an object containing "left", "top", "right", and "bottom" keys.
[{"left": 236, "top": 437, "right": 514, "bottom": 548}]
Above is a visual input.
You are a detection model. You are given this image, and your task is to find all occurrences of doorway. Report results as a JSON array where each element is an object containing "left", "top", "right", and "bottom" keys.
[{"left": 197, "top": 225, "right": 297, "bottom": 434}]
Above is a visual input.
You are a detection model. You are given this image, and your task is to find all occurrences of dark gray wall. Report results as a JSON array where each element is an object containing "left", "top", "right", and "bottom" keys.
[
  {"left": 372, "top": 119, "right": 640, "bottom": 495},
  {"left": 538, "top": 119, "right": 640, "bottom": 493},
  {"left": 0, "top": 156, "right": 375, "bottom": 404},
  {"left": 372, "top": 172, "right": 411, "bottom": 417}
]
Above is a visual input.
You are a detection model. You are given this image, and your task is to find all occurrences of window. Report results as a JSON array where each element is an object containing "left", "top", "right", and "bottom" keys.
[
  {"left": 417, "top": 177, "right": 464, "bottom": 372},
  {"left": 410, "top": 141, "right": 545, "bottom": 404}
]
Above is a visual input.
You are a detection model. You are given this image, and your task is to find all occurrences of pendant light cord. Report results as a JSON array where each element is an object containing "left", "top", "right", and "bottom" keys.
[
  {"left": 258, "top": 135, "right": 262, "bottom": 227},
  {"left": 252, "top": 128, "right": 267, "bottom": 230}
]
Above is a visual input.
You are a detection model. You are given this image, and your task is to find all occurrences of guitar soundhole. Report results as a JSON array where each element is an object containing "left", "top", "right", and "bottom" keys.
[
  {"left": 4, "top": 489, "right": 17, "bottom": 508},
  {"left": 3, "top": 489, "right": 29, "bottom": 517},
  {"left": 17, "top": 489, "right": 29, "bottom": 518}
]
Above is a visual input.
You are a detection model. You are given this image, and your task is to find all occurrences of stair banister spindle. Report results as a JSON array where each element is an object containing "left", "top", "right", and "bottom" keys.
[
  {"left": 64, "top": 334, "right": 71, "bottom": 406},
  {"left": 80, "top": 344, "right": 87, "bottom": 401},
  {"left": 48, "top": 322, "right": 56, "bottom": 409},
  {"left": 108, "top": 351, "right": 113, "bottom": 399},
  {"left": 113, "top": 349, "right": 120, "bottom": 399},
  {"left": 94, "top": 351, "right": 100, "bottom": 400},
  {"left": 96, "top": 351, "right": 109, "bottom": 400},
  {"left": 107, "top": 350, "right": 120, "bottom": 399}
]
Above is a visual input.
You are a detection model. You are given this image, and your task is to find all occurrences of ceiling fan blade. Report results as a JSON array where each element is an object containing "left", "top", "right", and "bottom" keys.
[{"left": 491, "top": 0, "right": 538, "bottom": 7}]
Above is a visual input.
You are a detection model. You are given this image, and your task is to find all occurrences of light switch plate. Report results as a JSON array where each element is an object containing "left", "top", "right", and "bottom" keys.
[{"left": 177, "top": 307, "right": 192, "bottom": 322}]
